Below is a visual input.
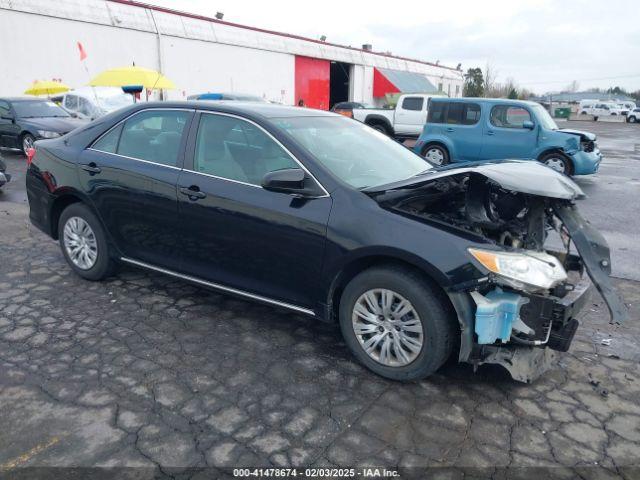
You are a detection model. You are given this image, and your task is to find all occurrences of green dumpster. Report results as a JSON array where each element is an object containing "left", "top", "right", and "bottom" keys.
[{"left": 554, "top": 107, "right": 571, "bottom": 119}]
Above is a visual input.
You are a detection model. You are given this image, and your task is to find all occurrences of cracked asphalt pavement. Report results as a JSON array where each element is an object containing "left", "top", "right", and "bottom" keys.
[{"left": 0, "top": 121, "right": 639, "bottom": 479}]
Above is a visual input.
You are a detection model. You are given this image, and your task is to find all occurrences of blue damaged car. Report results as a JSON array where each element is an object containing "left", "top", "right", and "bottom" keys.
[{"left": 413, "top": 98, "right": 602, "bottom": 176}]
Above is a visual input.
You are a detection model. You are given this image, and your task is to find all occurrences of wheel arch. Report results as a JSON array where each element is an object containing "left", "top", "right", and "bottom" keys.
[
  {"left": 325, "top": 252, "right": 456, "bottom": 324},
  {"left": 364, "top": 114, "right": 394, "bottom": 135}
]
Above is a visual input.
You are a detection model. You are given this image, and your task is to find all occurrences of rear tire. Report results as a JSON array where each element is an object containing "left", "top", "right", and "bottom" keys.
[
  {"left": 421, "top": 144, "right": 450, "bottom": 166},
  {"left": 368, "top": 123, "right": 391, "bottom": 136},
  {"left": 339, "top": 265, "right": 455, "bottom": 381},
  {"left": 629, "top": 116, "right": 637, "bottom": 123},
  {"left": 58, "top": 203, "right": 115, "bottom": 281}
]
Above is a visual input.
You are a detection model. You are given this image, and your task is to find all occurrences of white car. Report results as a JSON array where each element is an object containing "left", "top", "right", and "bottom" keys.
[
  {"left": 579, "top": 102, "right": 627, "bottom": 120},
  {"left": 352, "top": 93, "right": 445, "bottom": 138},
  {"left": 52, "top": 87, "right": 134, "bottom": 121},
  {"left": 626, "top": 108, "right": 640, "bottom": 123}
]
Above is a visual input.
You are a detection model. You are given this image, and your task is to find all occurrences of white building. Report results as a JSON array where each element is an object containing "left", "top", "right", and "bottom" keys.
[{"left": 0, "top": 0, "right": 464, "bottom": 109}]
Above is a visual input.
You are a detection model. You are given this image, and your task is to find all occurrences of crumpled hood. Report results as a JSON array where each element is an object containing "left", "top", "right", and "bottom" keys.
[
  {"left": 365, "top": 160, "right": 585, "bottom": 200},
  {"left": 557, "top": 128, "right": 596, "bottom": 142},
  {"left": 21, "top": 117, "right": 86, "bottom": 134}
]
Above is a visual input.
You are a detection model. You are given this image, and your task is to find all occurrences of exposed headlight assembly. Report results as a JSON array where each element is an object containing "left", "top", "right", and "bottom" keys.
[
  {"left": 468, "top": 248, "right": 567, "bottom": 291},
  {"left": 37, "top": 130, "right": 61, "bottom": 138}
]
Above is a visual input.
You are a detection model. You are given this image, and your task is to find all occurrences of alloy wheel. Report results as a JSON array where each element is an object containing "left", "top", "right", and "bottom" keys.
[
  {"left": 63, "top": 216, "right": 98, "bottom": 270},
  {"left": 22, "top": 135, "right": 35, "bottom": 153},
  {"left": 351, "top": 288, "right": 424, "bottom": 367}
]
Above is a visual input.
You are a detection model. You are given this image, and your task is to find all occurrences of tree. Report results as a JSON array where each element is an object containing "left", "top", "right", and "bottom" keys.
[
  {"left": 484, "top": 62, "right": 497, "bottom": 97},
  {"left": 565, "top": 80, "right": 580, "bottom": 92},
  {"left": 463, "top": 67, "right": 484, "bottom": 97},
  {"left": 508, "top": 87, "right": 518, "bottom": 99}
]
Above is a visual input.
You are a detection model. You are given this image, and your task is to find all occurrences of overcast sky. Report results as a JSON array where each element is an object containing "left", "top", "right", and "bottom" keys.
[{"left": 149, "top": 0, "right": 639, "bottom": 94}]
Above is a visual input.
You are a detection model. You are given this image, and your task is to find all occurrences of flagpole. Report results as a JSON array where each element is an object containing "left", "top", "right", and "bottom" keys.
[{"left": 78, "top": 42, "right": 99, "bottom": 105}]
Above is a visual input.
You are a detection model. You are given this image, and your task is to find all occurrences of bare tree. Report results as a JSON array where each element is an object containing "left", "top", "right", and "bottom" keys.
[
  {"left": 484, "top": 62, "right": 498, "bottom": 97},
  {"left": 565, "top": 80, "right": 580, "bottom": 92}
]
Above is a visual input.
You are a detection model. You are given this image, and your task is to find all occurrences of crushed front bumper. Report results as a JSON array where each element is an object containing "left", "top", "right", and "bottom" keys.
[{"left": 570, "top": 148, "right": 602, "bottom": 175}]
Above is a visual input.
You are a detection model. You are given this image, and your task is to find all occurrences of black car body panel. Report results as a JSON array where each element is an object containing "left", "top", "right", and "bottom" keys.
[{"left": 25, "top": 101, "right": 627, "bottom": 382}]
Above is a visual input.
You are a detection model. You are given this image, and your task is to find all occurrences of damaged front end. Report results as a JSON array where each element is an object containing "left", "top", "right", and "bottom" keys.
[{"left": 367, "top": 160, "right": 628, "bottom": 383}]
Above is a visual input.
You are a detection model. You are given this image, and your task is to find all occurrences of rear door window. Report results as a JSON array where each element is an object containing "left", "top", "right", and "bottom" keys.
[
  {"left": 118, "top": 110, "right": 189, "bottom": 166},
  {"left": 463, "top": 103, "right": 481, "bottom": 124},
  {"left": 401, "top": 97, "right": 424, "bottom": 111},
  {"left": 446, "top": 103, "right": 464, "bottom": 124},
  {"left": 92, "top": 110, "right": 190, "bottom": 167}
]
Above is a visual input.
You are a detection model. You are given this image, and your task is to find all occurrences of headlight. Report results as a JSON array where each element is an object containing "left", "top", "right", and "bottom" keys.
[
  {"left": 468, "top": 248, "right": 567, "bottom": 291},
  {"left": 37, "top": 130, "right": 61, "bottom": 138}
]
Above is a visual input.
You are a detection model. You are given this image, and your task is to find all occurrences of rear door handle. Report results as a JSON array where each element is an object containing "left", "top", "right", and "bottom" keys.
[
  {"left": 486, "top": 130, "right": 495, "bottom": 136},
  {"left": 81, "top": 163, "right": 101, "bottom": 174},
  {"left": 179, "top": 186, "right": 206, "bottom": 200},
  {"left": 445, "top": 127, "right": 454, "bottom": 132}
]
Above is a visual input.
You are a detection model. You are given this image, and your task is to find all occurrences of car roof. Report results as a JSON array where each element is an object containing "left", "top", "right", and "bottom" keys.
[
  {"left": 130, "top": 101, "right": 339, "bottom": 119},
  {"left": 0, "top": 97, "right": 52, "bottom": 102},
  {"left": 430, "top": 97, "right": 541, "bottom": 106}
]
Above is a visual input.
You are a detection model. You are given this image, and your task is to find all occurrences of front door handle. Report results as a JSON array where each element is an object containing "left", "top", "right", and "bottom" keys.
[
  {"left": 81, "top": 163, "right": 101, "bottom": 174},
  {"left": 486, "top": 130, "right": 495, "bottom": 136},
  {"left": 179, "top": 186, "right": 206, "bottom": 200},
  {"left": 445, "top": 127, "right": 454, "bottom": 132}
]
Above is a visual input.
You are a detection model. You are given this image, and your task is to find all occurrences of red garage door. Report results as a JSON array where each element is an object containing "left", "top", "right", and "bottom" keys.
[{"left": 295, "top": 56, "right": 330, "bottom": 110}]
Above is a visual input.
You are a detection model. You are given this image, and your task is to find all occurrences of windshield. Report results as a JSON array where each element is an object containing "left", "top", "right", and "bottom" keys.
[
  {"left": 96, "top": 94, "right": 133, "bottom": 111},
  {"left": 13, "top": 100, "right": 70, "bottom": 118},
  {"left": 275, "top": 116, "right": 430, "bottom": 189},
  {"left": 531, "top": 104, "right": 558, "bottom": 130}
]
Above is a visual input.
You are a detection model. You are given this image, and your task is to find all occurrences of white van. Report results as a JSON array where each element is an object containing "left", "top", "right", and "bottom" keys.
[
  {"left": 579, "top": 100, "right": 627, "bottom": 119},
  {"left": 52, "top": 87, "right": 134, "bottom": 120}
]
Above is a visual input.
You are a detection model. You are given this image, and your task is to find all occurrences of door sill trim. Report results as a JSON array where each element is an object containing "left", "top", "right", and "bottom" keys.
[{"left": 120, "top": 257, "right": 315, "bottom": 316}]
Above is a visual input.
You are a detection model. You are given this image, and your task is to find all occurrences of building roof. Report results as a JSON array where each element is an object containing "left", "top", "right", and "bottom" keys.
[
  {"left": 110, "top": 0, "right": 461, "bottom": 72},
  {"left": 375, "top": 68, "right": 438, "bottom": 94}
]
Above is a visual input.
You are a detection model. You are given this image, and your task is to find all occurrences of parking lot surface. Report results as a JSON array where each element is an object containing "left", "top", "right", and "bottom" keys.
[{"left": 0, "top": 121, "right": 639, "bottom": 478}]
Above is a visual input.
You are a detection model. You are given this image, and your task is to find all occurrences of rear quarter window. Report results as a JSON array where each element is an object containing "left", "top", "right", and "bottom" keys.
[{"left": 427, "top": 102, "right": 447, "bottom": 123}]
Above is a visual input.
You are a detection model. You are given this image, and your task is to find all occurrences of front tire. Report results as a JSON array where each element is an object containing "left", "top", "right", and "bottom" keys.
[
  {"left": 58, "top": 203, "right": 115, "bottom": 281},
  {"left": 339, "top": 266, "right": 455, "bottom": 381},
  {"left": 21, "top": 133, "right": 35, "bottom": 155},
  {"left": 629, "top": 116, "right": 637, "bottom": 123},
  {"left": 539, "top": 152, "right": 573, "bottom": 176}
]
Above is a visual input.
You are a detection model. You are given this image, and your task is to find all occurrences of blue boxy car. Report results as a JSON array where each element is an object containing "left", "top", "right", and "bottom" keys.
[{"left": 413, "top": 98, "right": 602, "bottom": 175}]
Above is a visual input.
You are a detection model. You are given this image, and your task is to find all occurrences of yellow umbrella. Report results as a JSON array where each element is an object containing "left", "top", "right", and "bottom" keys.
[
  {"left": 89, "top": 66, "right": 176, "bottom": 90},
  {"left": 24, "top": 80, "right": 71, "bottom": 96}
]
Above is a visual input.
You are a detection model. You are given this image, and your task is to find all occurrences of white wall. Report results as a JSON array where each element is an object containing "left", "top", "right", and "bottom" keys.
[
  {"left": 0, "top": 9, "right": 295, "bottom": 102},
  {"left": 160, "top": 37, "right": 294, "bottom": 103},
  {"left": 0, "top": 0, "right": 464, "bottom": 102}
]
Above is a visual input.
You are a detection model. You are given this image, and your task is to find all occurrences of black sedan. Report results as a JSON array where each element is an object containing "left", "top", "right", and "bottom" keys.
[
  {"left": 0, "top": 97, "right": 85, "bottom": 154},
  {"left": 25, "top": 101, "right": 626, "bottom": 382}
]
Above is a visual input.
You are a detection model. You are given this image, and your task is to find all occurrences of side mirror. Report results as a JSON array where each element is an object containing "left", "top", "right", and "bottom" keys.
[
  {"left": 522, "top": 120, "right": 535, "bottom": 130},
  {"left": 262, "top": 168, "right": 321, "bottom": 197}
]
